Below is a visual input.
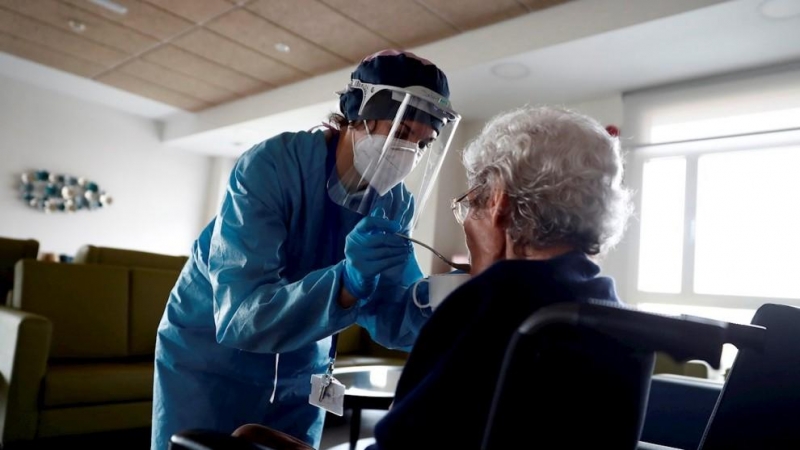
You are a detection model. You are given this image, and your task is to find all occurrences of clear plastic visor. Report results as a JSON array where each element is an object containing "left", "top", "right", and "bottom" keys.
[{"left": 328, "top": 84, "right": 461, "bottom": 232}]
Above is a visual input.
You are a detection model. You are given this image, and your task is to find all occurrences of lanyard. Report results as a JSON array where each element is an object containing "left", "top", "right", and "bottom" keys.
[{"left": 323, "top": 131, "right": 341, "bottom": 368}]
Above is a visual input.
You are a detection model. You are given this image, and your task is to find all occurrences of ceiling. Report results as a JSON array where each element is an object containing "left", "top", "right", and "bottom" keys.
[
  {"left": 0, "top": 0, "right": 570, "bottom": 111},
  {"left": 2, "top": 0, "right": 800, "bottom": 158}
]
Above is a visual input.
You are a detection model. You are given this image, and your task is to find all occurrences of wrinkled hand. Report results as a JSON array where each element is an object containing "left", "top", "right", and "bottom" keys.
[{"left": 343, "top": 215, "right": 412, "bottom": 299}]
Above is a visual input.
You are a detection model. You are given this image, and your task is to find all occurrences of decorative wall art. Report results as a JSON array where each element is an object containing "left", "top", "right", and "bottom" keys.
[{"left": 18, "top": 170, "right": 113, "bottom": 213}]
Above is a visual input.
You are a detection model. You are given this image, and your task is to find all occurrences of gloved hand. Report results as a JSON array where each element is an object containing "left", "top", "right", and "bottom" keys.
[
  {"left": 343, "top": 215, "right": 412, "bottom": 299},
  {"left": 372, "top": 186, "right": 415, "bottom": 232}
]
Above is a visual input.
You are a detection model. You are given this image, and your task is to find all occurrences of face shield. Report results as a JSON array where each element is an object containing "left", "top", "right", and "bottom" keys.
[{"left": 328, "top": 80, "right": 461, "bottom": 231}]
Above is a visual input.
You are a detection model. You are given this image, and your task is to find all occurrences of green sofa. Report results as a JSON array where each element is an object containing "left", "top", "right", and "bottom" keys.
[
  {"left": 0, "top": 245, "right": 186, "bottom": 446},
  {"left": 0, "top": 244, "right": 408, "bottom": 446},
  {"left": 335, "top": 324, "right": 409, "bottom": 368}
]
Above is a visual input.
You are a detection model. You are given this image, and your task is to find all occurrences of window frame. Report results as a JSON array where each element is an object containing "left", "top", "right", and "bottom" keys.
[{"left": 622, "top": 128, "right": 800, "bottom": 310}]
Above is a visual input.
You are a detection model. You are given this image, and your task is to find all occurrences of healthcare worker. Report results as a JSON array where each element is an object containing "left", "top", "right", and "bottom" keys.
[{"left": 151, "top": 49, "right": 461, "bottom": 450}]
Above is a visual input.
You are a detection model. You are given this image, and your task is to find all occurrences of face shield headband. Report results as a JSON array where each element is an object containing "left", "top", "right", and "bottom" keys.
[{"left": 328, "top": 82, "right": 462, "bottom": 231}]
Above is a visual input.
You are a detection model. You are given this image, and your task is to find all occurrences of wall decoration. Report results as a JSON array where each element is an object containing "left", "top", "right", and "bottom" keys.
[{"left": 18, "top": 170, "right": 113, "bottom": 213}]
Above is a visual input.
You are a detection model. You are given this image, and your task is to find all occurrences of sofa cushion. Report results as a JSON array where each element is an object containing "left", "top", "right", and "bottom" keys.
[
  {"left": 42, "top": 361, "right": 154, "bottom": 407},
  {"left": 129, "top": 268, "right": 177, "bottom": 355},
  {"left": 37, "top": 401, "right": 153, "bottom": 438},
  {"left": 336, "top": 324, "right": 364, "bottom": 354},
  {"left": 13, "top": 260, "right": 129, "bottom": 358},
  {"left": 74, "top": 245, "right": 188, "bottom": 271}
]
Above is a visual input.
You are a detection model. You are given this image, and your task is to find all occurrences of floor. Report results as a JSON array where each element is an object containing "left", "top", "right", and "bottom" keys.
[{"left": 2, "top": 409, "right": 387, "bottom": 450}]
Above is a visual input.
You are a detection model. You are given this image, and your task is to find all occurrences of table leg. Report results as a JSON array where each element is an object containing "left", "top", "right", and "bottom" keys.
[{"left": 349, "top": 408, "right": 361, "bottom": 450}]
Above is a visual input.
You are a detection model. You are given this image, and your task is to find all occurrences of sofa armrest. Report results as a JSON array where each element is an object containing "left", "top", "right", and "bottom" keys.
[{"left": 0, "top": 306, "right": 53, "bottom": 444}]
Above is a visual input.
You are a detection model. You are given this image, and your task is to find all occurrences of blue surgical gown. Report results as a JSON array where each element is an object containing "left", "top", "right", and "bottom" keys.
[{"left": 151, "top": 130, "right": 426, "bottom": 450}]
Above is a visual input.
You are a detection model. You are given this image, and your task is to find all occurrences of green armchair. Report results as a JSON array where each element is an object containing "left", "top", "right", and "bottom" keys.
[
  {"left": 0, "top": 237, "right": 39, "bottom": 305},
  {"left": 0, "top": 244, "right": 186, "bottom": 447}
]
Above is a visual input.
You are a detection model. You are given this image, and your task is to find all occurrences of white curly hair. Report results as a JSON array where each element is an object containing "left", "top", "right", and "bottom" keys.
[{"left": 462, "top": 105, "right": 632, "bottom": 256}]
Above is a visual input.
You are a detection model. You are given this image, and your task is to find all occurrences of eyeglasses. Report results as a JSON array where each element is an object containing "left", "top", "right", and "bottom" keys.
[{"left": 451, "top": 185, "right": 481, "bottom": 225}]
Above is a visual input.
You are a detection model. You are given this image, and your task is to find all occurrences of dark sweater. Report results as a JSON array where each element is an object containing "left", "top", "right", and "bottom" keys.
[{"left": 368, "top": 252, "right": 619, "bottom": 449}]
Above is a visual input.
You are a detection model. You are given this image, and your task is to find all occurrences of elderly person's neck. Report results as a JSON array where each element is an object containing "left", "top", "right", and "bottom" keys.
[{"left": 509, "top": 239, "right": 577, "bottom": 261}]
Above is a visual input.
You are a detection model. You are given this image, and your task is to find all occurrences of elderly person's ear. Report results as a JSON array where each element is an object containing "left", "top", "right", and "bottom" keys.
[{"left": 488, "top": 188, "right": 510, "bottom": 227}]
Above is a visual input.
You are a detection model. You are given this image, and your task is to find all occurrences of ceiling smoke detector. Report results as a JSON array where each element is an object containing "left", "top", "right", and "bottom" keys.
[
  {"left": 89, "top": 0, "right": 128, "bottom": 15},
  {"left": 759, "top": 0, "right": 800, "bottom": 19},
  {"left": 274, "top": 43, "right": 291, "bottom": 53},
  {"left": 490, "top": 62, "right": 531, "bottom": 80}
]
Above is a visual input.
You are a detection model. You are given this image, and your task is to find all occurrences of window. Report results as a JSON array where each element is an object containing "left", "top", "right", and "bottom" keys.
[
  {"left": 631, "top": 128, "right": 800, "bottom": 305},
  {"left": 619, "top": 66, "right": 800, "bottom": 374},
  {"left": 637, "top": 157, "right": 686, "bottom": 294},
  {"left": 693, "top": 147, "right": 800, "bottom": 299},
  {"left": 629, "top": 130, "right": 800, "bottom": 376}
]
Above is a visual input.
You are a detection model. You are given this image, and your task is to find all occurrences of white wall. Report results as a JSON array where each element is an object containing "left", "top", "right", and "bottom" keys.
[
  {"left": 426, "top": 119, "right": 483, "bottom": 274},
  {"left": 0, "top": 75, "right": 211, "bottom": 257}
]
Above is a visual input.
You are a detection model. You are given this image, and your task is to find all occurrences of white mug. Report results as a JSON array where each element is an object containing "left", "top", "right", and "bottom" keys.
[{"left": 412, "top": 273, "right": 472, "bottom": 310}]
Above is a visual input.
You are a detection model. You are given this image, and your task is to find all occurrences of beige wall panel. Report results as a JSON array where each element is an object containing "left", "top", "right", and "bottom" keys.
[
  {"left": 142, "top": 0, "right": 234, "bottom": 24},
  {"left": 173, "top": 28, "right": 304, "bottom": 85},
  {"left": 62, "top": 0, "right": 193, "bottom": 40},
  {"left": 0, "top": 9, "right": 128, "bottom": 67},
  {"left": 143, "top": 45, "right": 269, "bottom": 95},
  {"left": 96, "top": 71, "right": 209, "bottom": 111},
  {"left": 207, "top": 9, "right": 348, "bottom": 74},
  {"left": 117, "top": 59, "right": 239, "bottom": 104},
  {"left": 246, "top": 0, "right": 393, "bottom": 62},
  {"left": 0, "top": 31, "right": 105, "bottom": 78},
  {"left": 417, "top": 0, "right": 527, "bottom": 30},
  {"left": 0, "top": 0, "right": 157, "bottom": 54},
  {"left": 321, "top": 0, "right": 457, "bottom": 46}
]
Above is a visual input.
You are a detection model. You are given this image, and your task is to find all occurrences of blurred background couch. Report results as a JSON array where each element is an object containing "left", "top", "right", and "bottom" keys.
[{"left": 0, "top": 241, "right": 409, "bottom": 448}]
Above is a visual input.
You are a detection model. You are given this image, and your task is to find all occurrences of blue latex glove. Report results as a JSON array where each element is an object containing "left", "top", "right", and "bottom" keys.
[
  {"left": 372, "top": 186, "right": 415, "bottom": 231},
  {"left": 343, "top": 214, "right": 412, "bottom": 299}
]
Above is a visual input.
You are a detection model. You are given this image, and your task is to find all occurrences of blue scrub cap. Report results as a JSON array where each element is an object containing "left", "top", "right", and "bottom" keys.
[{"left": 339, "top": 50, "right": 450, "bottom": 131}]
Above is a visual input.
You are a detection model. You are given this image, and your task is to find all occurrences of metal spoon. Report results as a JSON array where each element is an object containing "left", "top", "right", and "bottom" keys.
[{"left": 395, "top": 233, "right": 471, "bottom": 272}]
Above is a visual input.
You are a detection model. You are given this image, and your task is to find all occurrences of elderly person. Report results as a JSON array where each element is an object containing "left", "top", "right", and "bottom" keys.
[{"left": 366, "top": 105, "right": 633, "bottom": 449}]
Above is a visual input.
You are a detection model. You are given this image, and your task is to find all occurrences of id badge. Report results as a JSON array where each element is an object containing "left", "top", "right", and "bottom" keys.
[{"left": 309, "top": 373, "right": 345, "bottom": 416}]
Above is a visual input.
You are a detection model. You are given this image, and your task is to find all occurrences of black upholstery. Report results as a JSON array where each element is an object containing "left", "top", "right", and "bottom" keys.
[
  {"left": 169, "top": 300, "right": 766, "bottom": 450},
  {"left": 698, "top": 303, "right": 800, "bottom": 450},
  {"left": 481, "top": 300, "right": 765, "bottom": 450}
]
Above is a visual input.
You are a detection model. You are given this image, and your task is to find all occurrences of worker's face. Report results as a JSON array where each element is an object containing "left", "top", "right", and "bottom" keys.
[{"left": 367, "top": 120, "right": 437, "bottom": 152}]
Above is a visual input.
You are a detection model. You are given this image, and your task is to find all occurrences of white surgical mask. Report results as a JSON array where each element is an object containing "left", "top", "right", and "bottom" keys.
[{"left": 352, "top": 128, "right": 418, "bottom": 196}]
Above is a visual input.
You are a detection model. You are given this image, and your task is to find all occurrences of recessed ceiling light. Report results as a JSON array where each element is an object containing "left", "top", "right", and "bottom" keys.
[
  {"left": 274, "top": 43, "right": 291, "bottom": 53},
  {"left": 68, "top": 19, "right": 86, "bottom": 33},
  {"left": 88, "top": 0, "right": 128, "bottom": 15},
  {"left": 490, "top": 62, "right": 530, "bottom": 80},
  {"left": 759, "top": 0, "right": 800, "bottom": 19}
]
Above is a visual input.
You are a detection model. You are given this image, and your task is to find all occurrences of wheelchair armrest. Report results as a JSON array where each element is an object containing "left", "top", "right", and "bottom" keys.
[
  {"left": 519, "top": 301, "right": 766, "bottom": 370},
  {"left": 170, "top": 429, "right": 277, "bottom": 450},
  {"left": 637, "top": 442, "right": 683, "bottom": 450}
]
